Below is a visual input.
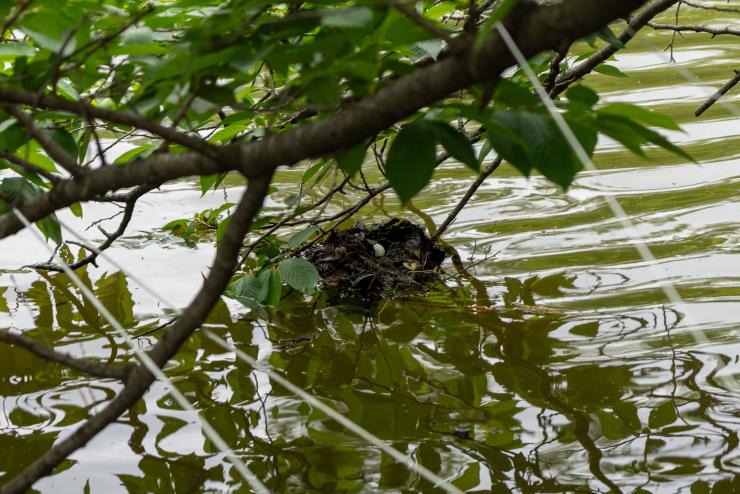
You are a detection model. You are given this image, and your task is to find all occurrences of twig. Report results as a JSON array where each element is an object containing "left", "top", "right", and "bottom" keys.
[
  {"left": 0, "top": 88, "right": 225, "bottom": 161},
  {"left": 647, "top": 21, "right": 740, "bottom": 37},
  {"left": 680, "top": 0, "right": 740, "bottom": 13},
  {"left": 388, "top": 0, "right": 455, "bottom": 45},
  {"left": 552, "top": 0, "right": 680, "bottom": 96},
  {"left": 432, "top": 155, "right": 503, "bottom": 242},
  {"left": 546, "top": 45, "right": 570, "bottom": 93},
  {"left": 695, "top": 69, "right": 740, "bottom": 116},
  {"left": 29, "top": 186, "right": 152, "bottom": 272},
  {"left": 134, "top": 317, "right": 177, "bottom": 339},
  {"left": 0, "top": 0, "right": 33, "bottom": 40}
]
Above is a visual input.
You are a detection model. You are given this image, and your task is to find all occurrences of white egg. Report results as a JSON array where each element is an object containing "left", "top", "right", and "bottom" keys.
[{"left": 373, "top": 243, "right": 386, "bottom": 257}]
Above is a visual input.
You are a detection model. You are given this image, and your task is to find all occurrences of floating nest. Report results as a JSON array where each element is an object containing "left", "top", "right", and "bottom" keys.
[{"left": 303, "top": 218, "right": 446, "bottom": 299}]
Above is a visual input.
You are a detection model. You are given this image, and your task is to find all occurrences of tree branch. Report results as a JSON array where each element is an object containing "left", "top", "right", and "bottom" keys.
[
  {"left": 680, "top": 0, "right": 740, "bottom": 13},
  {"left": 551, "top": 0, "right": 679, "bottom": 96},
  {"left": 0, "top": 328, "right": 131, "bottom": 380},
  {"left": 0, "top": 0, "right": 33, "bottom": 40},
  {"left": 0, "top": 176, "right": 273, "bottom": 494},
  {"left": 0, "top": 89, "right": 225, "bottom": 161},
  {"left": 695, "top": 69, "right": 740, "bottom": 116},
  {"left": 29, "top": 186, "right": 152, "bottom": 272},
  {"left": 0, "top": 0, "right": 651, "bottom": 242},
  {"left": 647, "top": 21, "right": 740, "bottom": 37}
]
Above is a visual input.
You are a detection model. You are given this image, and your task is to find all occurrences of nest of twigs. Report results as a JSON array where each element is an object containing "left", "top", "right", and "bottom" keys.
[{"left": 303, "top": 218, "right": 446, "bottom": 299}]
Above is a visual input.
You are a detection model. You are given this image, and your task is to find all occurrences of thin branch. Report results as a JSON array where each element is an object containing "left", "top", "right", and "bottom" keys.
[
  {"left": 546, "top": 45, "right": 570, "bottom": 94},
  {"left": 0, "top": 328, "right": 131, "bottom": 380},
  {"left": 0, "top": 0, "right": 33, "bottom": 40},
  {"left": 0, "top": 0, "right": 652, "bottom": 242},
  {"left": 680, "top": 0, "right": 740, "bottom": 13},
  {"left": 695, "top": 69, "right": 740, "bottom": 116},
  {"left": 3, "top": 105, "right": 85, "bottom": 177},
  {"left": 552, "top": 0, "right": 679, "bottom": 96},
  {"left": 29, "top": 186, "right": 152, "bottom": 272},
  {"left": 432, "top": 155, "right": 503, "bottom": 242},
  {"left": 241, "top": 175, "right": 351, "bottom": 261},
  {"left": 389, "top": 0, "right": 455, "bottom": 45},
  {"left": 647, "top": 21, "right": 740, "bottom": 37},
  {"left": 0, "top": 89, "right": 225, "bottom": 161}
]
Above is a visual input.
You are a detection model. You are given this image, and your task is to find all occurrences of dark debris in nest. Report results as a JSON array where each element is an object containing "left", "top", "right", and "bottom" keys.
[{"left": 303, "top": 219, "right": 446, "bottom": 300}]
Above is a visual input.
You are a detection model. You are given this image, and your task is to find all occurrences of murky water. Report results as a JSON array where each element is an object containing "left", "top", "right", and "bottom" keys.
[{"left": 2, "top": 10, "right": 739, "bottom": 493}]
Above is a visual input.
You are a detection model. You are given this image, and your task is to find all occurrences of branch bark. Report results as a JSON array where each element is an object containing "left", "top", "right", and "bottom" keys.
[
  {"left": 0, "top": 89, "right": 224, "bottom": 160},
  {"left": 0, "top": 176, "right": 272, "bottom": 494},
  {"left": 648, "top": 21, "right": 740, "bottom": 37},
  {"left": 695, "top": 69, "right": 740, "bottom": 116},
  {"left": 551, "top": 0, "right": 679, "bottom": 96},
  {"left": 28, "top": 186, "right": 153, "bottom": 272},
  {"left": 0, "top": 0, "right": 650, "bottom": 241}
]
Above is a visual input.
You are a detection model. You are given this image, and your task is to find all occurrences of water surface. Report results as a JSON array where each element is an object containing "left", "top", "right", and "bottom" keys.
[{"left": 1, "top": 9, "right": 739, "bottom": 493}]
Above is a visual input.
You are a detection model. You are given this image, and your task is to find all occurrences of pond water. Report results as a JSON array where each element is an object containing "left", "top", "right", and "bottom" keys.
[{"left": 1, "top": 9, "right": 739, "bottom": 494}]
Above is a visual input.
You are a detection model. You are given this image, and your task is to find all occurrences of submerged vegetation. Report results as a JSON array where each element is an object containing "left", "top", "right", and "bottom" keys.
[{"left": 0, "top": 0, "right": 739, "bottom": 492}]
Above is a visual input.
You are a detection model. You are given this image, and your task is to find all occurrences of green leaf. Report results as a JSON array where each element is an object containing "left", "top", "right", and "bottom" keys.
[
  {"left": 597, "top": 27, "right": 625, "bottom": 49},
  {"left": 594, "top": 114, "right": 648, "bottom": 157},
  {"left": 599, "top": 103, "right": 681, "bottom": 131},
  {"left": 566, "top": 85, "right": 600, "bottom": 108},
  {"left": 265, "top": 270, "right": 282, "bottom": 308},
  {"left": 47, "top": 128, "right": 79, "bottom": 161},
  {"left": 488, "top": 111, "right": 582, "bottom": 188},
  {"left": 336, "top": 142, "right": 367, "bottom": 176},
  {"left": 285, "top": 225, "right": 319, "bottom": 250},
  {"left": 0, "top": 41, "right": 36, "bottom": 61},
  {"left": 495, "top": 78, "right": 538, "bottom": 108},
  {"left": 649, "top": 401, "right": 677, "bottom": 429},
  {"left": 593, "top": 63, "right": 627, "bottom": 78},
  {"left": 301, "top": 160, "right": 328, "bottom": 184},
  {"left": 477, "top": 139, "right": 493, "bottom": 164},
  {"left": 595, "top": 114, "right": 692, "bottom": 161},
  {"left": 15, "top": 143, "right": 57, "bottom": 172},
  {"left": 224, "top": 275, "right": 263, "bottom": 310},
  {"left": 69, "top": 202, "right": 83, "bottom": 218},
  {"left": 305, "top": 75, "right": 341, "bottom": 107},
  {"left": 200, "top": 172, "right": 227, "bottom": 195},
  {"left": 0, "top": 177, "right": 62, "bottom": 243},
  {"left": 37, "top": 214, "right": 63, "bottom": 245},
  {"left": 278, "top": 258, "right": 320, "bottom": 294},
  {"left": 429, "top": 122, "right": 479, "bottom": 172},
  {"left": 613, "top": 402, "right": 641, "bottom": 432},
  {"left": 208, "top": 124, "right": 246, "bottom": 144},
  {"left": 596, "top": 410, "right": 629, "bottom": 440},
  {"left": 256, "top": 270, "right": 272, "bottom": 303},
  {"left": 385, "top": 120, "right": 438, "bottom": 203},
  {"left": 452, "top": 462, "right": 480, "bottom": 491},
  {"left": 216, "top": 214, "right": 232, "bottom": 243},
  {"left": 322, "top": 7, "right": 374, "bottom": 29},
  {"left": 113, "top": 144, "right": 157, "bottom": 165},
  {"left": 635, "top": 125, "right": 694, "bottom": 161}
]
